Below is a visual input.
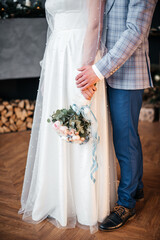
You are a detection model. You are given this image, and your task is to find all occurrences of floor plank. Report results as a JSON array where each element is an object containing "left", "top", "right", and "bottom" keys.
[{"left": 0, "top": 122, "right": 160, "bottom": 240}]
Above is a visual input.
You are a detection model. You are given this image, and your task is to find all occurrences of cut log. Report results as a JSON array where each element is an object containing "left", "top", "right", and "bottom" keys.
[
  {"left": 139, "top": 108, "right": 155, "bottom": 122},
  {"left": 0, "top": 99, "right": 35, "bottom": 134},
  {"left": 26, "top": 117, "right": 33, "bottom": 123},
  {"left": 21, "top": 109, "right": 28, "bottom": 121},
  {"left": 1, "top": 109, "right": 7, "bottom": 116},
  {"left": 14, "top": 107, "right": 22, "bottom": 119},
  {"left": 10, "top": 101, "right": 17, "bottom": 107},
  {"left": 1, "top": 116, "right": 8, "bottom": 124},
  {"left": 9, "top": 117, "right": 14, "bottom": 124},
  {"left": 0, "top": 120, "right": 3, "bottom": 127},
  {"left": 0, "top": 105, "right": 5, "bottom": 112},
  {"left": 3, "top": 101, "right": 9, "bottom": 106},
  {"left": 27, "top": 122, "right": 32, "bottom": 129},
  {"left": 9, "top": 123, "right": 17, "bottom": 132},
  {"left": 24, "top": 99, "right": 29, "bottom": 104},
  {"left": 4, "top": 121, "right": 10, "bottom": 127},
  {"left": 30, "top": 104, "right": 35, "bottom": 110},
  {"left": 5, "top": 110, "right": 13, "bottom": 118},
  {"left": 27, "top": 110, "right": 33, "bottom": 116},
  {"left": 0, "top": 127, "right": 4, "bottom": 133},
  {"left": 25, "top": 100, "right": 30, "bottom": 110},
  {"left": 17, "top": 122, "right": 27, "bottom": 132},
  {"left": 18, "top": 100, "right": 25, "bottom": 109},
  {"left": 16, "top": 119, "right": 23, "bottom": 128},
  {"left": 3, "top": 126, "right": 10, "bottom": 133},
  {"left": 11, "top": 114, "right": 16, "bottom": 121},
  {"left": 6, "top": 104, "right": 13, "bottom": 111}
]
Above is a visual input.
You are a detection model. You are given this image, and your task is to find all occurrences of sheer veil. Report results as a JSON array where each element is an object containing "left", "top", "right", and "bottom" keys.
[
  {"left": 43, "top": 0, "right": 107, "bottom": 105},
  {"left": 44, "top": 0, "right": 107, "bottom": 66},
  {"left": 18, "top": 0, "right": 114, "bottom": 235}
]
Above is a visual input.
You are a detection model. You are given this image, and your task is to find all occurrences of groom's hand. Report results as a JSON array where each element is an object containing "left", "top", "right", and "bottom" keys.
[
  {"left": 76, "top": 66, "right": 100, "bottom": 90},
  {"left": 81, "top": 85, "right": 97, "bottom": 100}
]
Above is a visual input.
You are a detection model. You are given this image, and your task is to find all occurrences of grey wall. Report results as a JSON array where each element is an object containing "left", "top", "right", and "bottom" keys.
[{"left": 0, "top": 18, "right": 48, "bottom": 80}]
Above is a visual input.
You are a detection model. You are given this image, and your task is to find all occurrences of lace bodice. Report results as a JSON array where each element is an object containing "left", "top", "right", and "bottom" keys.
[
  {"left": 45, "top": 0, "right": 84, "bottom": 14},
  {"left": 45, "top": 0, "right": 88, "bottom": 31},
  {"left": 45, "top": 0, "right": 107, "bottom": 66}
]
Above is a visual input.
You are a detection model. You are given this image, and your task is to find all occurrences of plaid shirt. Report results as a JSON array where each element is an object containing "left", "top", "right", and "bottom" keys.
[{"left": 94, "top": 0, "right": 158, "bottom": 90}]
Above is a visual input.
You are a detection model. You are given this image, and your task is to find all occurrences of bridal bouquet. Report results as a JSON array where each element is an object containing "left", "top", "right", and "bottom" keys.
[{"left": 47, "top": 105, "right": 91, "bottom": 144}]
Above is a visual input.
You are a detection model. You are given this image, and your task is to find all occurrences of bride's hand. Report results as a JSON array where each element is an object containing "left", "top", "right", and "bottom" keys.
[
  {"left": 76, "top": 65, "right": 100, "bottom": 90},
  {"left": 81, "top": 85, "right": 97, "bottom": 100}
]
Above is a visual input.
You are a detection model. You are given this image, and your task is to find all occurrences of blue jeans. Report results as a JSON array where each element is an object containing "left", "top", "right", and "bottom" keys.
[{"left": 107, "top": 84, "right": 144, "bottom": 209}]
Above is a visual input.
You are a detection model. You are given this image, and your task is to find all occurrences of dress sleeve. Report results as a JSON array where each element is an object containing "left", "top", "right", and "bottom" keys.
[{"left": 81, "top": 0, "right": 106, "bottom": 66}]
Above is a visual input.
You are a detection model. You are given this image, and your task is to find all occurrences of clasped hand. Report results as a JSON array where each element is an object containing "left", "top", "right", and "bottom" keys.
[{"left": 75, "top": 66, "right": 100, "bottom": 100}]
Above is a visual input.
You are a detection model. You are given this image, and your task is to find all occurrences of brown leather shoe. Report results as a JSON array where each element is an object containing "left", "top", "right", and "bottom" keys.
[{"left": 99, "top": 204, "right": 136, "bottom": 231}]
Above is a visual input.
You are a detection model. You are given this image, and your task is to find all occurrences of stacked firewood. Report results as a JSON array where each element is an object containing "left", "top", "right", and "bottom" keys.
[{"left": 0, "top": 99, "right": 35, "bottom": 134}]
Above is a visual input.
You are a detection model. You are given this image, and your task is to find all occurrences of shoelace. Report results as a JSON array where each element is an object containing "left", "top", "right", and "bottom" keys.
[{"left": 113, "top": 206, "right": 126, "bottom": 217}]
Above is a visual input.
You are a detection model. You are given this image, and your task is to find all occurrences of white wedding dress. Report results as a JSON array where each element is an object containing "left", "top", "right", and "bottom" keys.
[{"left": 18, "top": 0, "right": 117, "bottom": 234}]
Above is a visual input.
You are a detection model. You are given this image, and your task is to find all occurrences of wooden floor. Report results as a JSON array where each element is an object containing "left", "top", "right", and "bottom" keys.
[{"left": 0, "top": 122, "right": 160, "bottom": 240}]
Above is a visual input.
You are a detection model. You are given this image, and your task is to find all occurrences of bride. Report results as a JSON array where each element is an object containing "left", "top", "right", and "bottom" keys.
[{"left": 18, "top": 0, "right": 117, "bottom": 234}]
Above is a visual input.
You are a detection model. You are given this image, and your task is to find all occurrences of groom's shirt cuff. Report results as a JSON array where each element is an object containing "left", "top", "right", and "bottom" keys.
[{"left": 92, "top": 65, "right": 104, "bottom": 81}]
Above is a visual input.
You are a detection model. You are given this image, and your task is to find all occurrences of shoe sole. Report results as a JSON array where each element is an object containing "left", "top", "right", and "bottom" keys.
[{"left": 98, "top": 214, "right": 136, "bottom": 232}]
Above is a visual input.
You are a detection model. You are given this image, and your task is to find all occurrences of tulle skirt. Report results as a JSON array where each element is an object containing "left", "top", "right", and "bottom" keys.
[{"left": 18, "top": 28, "right": 117, "bottom": 234}]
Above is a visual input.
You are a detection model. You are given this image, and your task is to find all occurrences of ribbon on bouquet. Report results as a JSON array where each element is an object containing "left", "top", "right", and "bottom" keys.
[{"left": 72, "top": 102, "right": 100, "bottom": 184}]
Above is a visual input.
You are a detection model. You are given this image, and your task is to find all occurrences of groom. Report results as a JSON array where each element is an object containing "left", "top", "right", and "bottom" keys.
[{"left": 75, "top": 0, "right": 157, "bottom": 231}]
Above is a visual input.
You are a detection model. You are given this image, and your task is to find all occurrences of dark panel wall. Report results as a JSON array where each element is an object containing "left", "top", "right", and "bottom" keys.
[
  {"left": 1, "top": 0, "right": 46, "bottom": 7},
  {"left": 149, "top": 0, "right": 160, "bottom": 65}
]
